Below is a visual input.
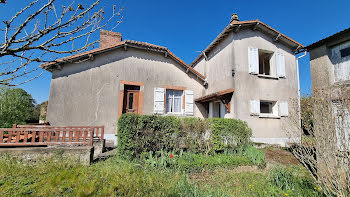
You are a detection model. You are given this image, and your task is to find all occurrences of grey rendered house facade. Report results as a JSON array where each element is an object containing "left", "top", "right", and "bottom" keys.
[
  {"left": 306, "top": 27, "right": 350, "bottom": 149},
  {"left": 43, "top": 15, "right": 303, "bottom": 146},
  {"left": 192, "top": 16, "right": 303, "bottom": 146},
  {"left": 307, "top": 27, "right": 350, "bottom": 91}
]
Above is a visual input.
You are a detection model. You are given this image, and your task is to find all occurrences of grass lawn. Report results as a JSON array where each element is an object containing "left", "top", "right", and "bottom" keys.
[{"left": 0, "top": 148, "right": 324, "bottom": 197}]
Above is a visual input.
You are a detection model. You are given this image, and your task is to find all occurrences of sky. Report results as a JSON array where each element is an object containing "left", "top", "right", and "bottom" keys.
[{"left": 1, "top": 0, "right": 350, "bottom": 104}]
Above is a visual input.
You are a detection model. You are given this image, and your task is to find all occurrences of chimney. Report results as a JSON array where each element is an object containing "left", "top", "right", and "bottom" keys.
[
  {"left": 230, "top": 13, "right": 239, "bottom": 23},
  {"left": 99, "top": 30, "right": 122, "bottom": 48}
]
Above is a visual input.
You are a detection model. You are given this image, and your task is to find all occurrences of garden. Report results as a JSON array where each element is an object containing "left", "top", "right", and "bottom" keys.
[{"left": 0, "top": 114, "right": 325, "bottom": 196}]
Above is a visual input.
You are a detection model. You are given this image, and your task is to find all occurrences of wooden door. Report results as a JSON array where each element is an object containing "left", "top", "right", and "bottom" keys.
[{"left": 125, "top": 90, "right": 139, "bottom": 113}]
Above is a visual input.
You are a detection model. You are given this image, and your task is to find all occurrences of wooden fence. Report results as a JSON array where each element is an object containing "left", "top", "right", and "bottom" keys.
[{"left": 0, "top": 125, "right": 104, "bottom": 147}]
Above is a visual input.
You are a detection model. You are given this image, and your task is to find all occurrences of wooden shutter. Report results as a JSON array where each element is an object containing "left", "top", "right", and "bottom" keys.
[
  {"left": 248, "top": 47, "right": 259, "bottom": 74},
  {"left": 279, "top": 101, "right": 288, "bottom": 117},
  {"left": 154, "top": 88, "right": 165, "bottom": 114},
  {"left": 184, "top": 90, "right": 194, "bottom": 116},
  {"left": 276, "top": 52, "right": 286, "bottom": 78},
  {"left": 333, "top": 103, "right": 350, "bottom": 150},
  {"left": 250, "top": 100, "right": 260, "bottom": 116}
]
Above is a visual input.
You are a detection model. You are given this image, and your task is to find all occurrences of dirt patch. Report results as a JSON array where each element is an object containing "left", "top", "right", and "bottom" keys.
[{"left": 263, "top": 147, "right": 300, "bottom": 165}]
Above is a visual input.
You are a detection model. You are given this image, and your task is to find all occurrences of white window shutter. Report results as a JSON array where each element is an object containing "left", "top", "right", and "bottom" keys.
[
  {"left": 277, "top": 52, "right": 286, "bottom": 78},
  {"left": 250, "top": 100, "right": 260, "bottom": 116},
  {"left": 154, "top": 88, "right": 165, "bottom": 114},
  {"left": 184, "top": 90, "right": 194, "bottom": 116},
  {"left": 248, "top": 47, "right": 259, "bottom": 74},
  {"left": 279, "top": 101, "right": 288, "bottom": 117},
  {"left": 333, "top": 103, "right": 350, "bottom": 150}
]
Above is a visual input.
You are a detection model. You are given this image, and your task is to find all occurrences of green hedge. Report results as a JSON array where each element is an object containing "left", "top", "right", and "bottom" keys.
[{"left": 117, "top": 114, "right": 252, "bottom": 159}]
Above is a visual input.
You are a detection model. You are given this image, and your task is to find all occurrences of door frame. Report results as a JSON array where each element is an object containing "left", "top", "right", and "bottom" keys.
[{"left": 118, "top": 80, "right": 144, "bottom": 118}]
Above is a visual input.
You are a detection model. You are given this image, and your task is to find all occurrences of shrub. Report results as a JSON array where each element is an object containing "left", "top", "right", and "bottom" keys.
[
  {"left": 179, "top": 117, "right": 209, "bottom": 153},
  {"left": 117, "top": 113, "right": 140, "bottom": 159},
  {"left": 209, "top": 118, "right": 252, "bottom": 153},
  {"left": 117, "top": 114, "right": 252, "bottom": 159}
]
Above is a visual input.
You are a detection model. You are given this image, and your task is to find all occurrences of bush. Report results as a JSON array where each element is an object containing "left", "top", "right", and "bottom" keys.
[
  {"left": 209, "top": 118, "right": 252, "bottom": 153},
  {"left": 117, "top": 113, "right": 140, "bottom": 159},
  {"left": 117, "top": 114, "right": 252, "bottom": 159}
]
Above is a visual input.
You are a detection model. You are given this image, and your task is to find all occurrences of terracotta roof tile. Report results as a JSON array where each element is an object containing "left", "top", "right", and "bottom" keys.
[{"left": 191, "top": 20, "right": 304, "bottom": 66}]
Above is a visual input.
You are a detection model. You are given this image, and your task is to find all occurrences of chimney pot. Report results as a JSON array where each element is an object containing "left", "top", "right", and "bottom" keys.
[
  {"left": 99, "top": 30, "right": 122, "bottom": 48},
  {"left": 230, "top": 13, "right": 239, "bottom": 23}
]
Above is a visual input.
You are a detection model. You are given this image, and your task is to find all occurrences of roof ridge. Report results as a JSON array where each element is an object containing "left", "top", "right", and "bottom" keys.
[
  {"left": 124, "top": 40, "right": 168, "bottom": 50},
  {"left": 41, "top": 39, "right": 206, "bottom": 82},
  {"left": 190, "top": 19, "right": 304, "bottom": 66}
]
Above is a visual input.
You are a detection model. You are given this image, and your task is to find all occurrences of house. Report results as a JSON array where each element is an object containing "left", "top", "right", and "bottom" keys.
[
  {"left": 305, "top": 28, "right": 350, "bottom": 189},
  {"left": 306, "top": 27, "right": 350, "bottom": 149},
  {"left": 43, "top": 14, "right": 303, "bottom": 146},
  {"left": 192, "top": 14, "right": 303, "bottom": 146}
]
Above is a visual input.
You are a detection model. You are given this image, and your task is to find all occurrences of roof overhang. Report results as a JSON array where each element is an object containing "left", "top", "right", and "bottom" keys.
[
  {"left": 305, "top": 27, "right": 350, "bottom": 51},
  {"left": 191, "top": 20, "right": 304, "bottom": 66},
  {"left": 41, "top": 40, "right": 207, "bottom": 83},
  {"left": 195, "top": 88, "right": 234, "bottom": 103}
]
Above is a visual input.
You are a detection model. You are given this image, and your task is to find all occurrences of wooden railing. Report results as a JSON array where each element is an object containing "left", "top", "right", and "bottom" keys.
[{"left": 0, "top": 125, "right": 104, "bottom": 147}]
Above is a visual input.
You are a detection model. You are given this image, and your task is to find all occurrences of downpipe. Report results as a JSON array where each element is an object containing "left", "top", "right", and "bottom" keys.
[{"left": 296, "top": 50, "right": 307, "bottom": 139}]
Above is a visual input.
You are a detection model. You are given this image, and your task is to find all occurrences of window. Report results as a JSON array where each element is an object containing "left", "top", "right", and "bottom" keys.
[
  {"left": 259, "top": 50, "right": 273, "bottom": 75},
  {"left": 248, "top": 47, "right": 286, "bottom": 78},
  {"left": 260, "top": 101, "right": 273, "bottom": 113},
  {"left": 340, "top": 47, "right": 350, "bottom": 58},
  {"left": 166, "top": 90, "right": 183, "bottom": 113},
  {"left": 128, "top": 93, "right": 134, "bottom": 109},
  {"left": 259, "top": 100, "right": 278, "bottom": 117},
  {"left": 251, "top": 100, "right": 287, "bottom": 118}
]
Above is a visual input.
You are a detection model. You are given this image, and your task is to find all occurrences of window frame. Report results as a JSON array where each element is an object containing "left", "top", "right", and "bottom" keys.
[
  {"left": 165, "top": 89, "right": 183, "bottom": 115},
  {"left": 259, "top": 100, "right": 279, "bottom": 118},
  {"left": 258, "top": 49, "right": 274, "bottom": 76}
]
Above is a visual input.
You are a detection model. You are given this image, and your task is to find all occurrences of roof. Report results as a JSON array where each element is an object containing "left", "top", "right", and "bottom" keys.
[
  {"left": 305, "top": 27, "right": 350, "bottom": 51},
  {"left": 191, "top": 20, "right": 304, "bottom": 67},
  {"left": 41, "top": 40, "right": 206, "bottom": 82},
  {"left": 195, "top": 88, "right": 234, "bottom": 102}
]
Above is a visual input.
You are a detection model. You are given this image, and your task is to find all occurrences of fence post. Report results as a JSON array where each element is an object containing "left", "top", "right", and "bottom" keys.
[
  {"left": 89, "top": 129, "right": 93, "bottom": 146},
  {"left": 12, "top": 124, "right": 17, "bottom": 129},
  {"left": 101, "top": 126, "right": 104, "bottom": 140}
]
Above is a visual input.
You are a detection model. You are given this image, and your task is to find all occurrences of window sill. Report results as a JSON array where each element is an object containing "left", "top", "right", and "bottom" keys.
[
  {"left": 165, "top": 112, "right": 183, "bottom": 116},
  {"left": 258, "top": 114, "right": 280, "bottom": 119},
  {"left": 257, "top": 74, "right": 279, "bottom": 80}
]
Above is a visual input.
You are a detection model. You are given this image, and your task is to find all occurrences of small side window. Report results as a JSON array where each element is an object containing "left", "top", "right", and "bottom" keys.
[{"left": 340, "top": 47, "right": 350, "bottom": 58}]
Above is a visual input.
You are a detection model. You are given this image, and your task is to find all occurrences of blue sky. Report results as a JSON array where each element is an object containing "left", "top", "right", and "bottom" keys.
[{"left": 2, "top": 0, "right": 350, "bottom": 103}]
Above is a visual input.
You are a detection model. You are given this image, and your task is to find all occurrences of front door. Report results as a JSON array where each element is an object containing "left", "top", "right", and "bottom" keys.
[
  {"left": 125, "top": 90, "right": 139, "bottom": 113},
  {"left": 122, "top": 85, "right": 140, "bottom": 114}
]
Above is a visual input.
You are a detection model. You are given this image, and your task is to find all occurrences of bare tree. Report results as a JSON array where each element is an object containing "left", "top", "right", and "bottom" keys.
[
  {"left": 0, "top": 0, "right": 123, "bottom": 86},
  {"left": 286, "top": 86, "right": 350, "bottom": 197}
]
